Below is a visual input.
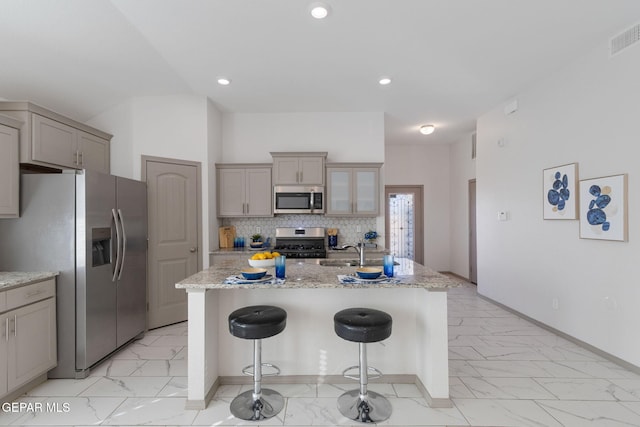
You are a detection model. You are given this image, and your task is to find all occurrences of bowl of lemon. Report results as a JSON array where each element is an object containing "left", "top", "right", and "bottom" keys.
[{"left": 248, "top": 251, "right": 280, "bottom": 268}]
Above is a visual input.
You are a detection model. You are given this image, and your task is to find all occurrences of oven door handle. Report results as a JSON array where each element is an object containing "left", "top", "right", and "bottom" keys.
[{"left": 310, "top": 190, "right": 314, "bottom": 210}]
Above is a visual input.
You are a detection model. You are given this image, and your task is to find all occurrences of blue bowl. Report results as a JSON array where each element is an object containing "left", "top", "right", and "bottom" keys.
[
  {"left": 356, "top": 267, "right": 382, "bottom": 279},
  {"left": 241, "top": 268, "right": 267, "bottom": 280}
]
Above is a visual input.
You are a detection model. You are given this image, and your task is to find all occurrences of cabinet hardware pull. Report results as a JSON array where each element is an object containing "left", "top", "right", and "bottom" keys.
[
  {"left": 189, "top": 247, "right": 197, "bottom": 253},
  {"left": 246, "top": 203, "right": 249, "bottom": 214},
  {"left": 13, "top": 315, "right": 17, "bottom": 337},
  {"left": 300, "top": 171, "right": 303, "bottom": 182},
  {"left": 79, "top": 151, "right": 84, "bottom": 166}
]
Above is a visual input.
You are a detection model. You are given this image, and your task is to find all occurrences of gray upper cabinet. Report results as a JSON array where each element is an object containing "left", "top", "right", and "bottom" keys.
[
  {"left": 0, "top": 102, "right": 111, "bottom": 174},
  {"left": 31, "top": 114, "right": 77, "bottom": 168},
  {"left": 271, "top": 152, "right": 326, "bottom": 185},
  {"left": 326, "top": 163, "right": 382, "bottom": 216},
  {"left": 77, "top": 130, "right": 110, "bottom": 173},
  {"left": 0, "top": 117, "right": 21, "bottom": 218},
  {"left": 217, "top": 164, "right": 273, "bottom": 217}
]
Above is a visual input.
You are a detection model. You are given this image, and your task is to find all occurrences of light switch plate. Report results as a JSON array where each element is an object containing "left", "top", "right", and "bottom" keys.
[{"left": 498, "top": 211, "right": 508, "bottom": 221}]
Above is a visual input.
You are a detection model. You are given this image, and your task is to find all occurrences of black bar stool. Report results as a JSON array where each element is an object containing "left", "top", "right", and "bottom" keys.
[
  {"left": 228, "top": 305, "right": 287, "bottom": 421},
  {"left": 334, "top": 307, "right": 393, "bottom": 423}
]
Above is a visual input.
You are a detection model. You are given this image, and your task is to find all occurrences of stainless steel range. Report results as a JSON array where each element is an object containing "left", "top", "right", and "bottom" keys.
[{"left": 274, "top": 227, "right": 326, "bottom": 258}]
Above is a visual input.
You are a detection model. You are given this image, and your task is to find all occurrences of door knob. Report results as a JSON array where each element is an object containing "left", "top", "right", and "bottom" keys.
[{"left": 189, "top": 247, "right": 197, "bottom": 253}]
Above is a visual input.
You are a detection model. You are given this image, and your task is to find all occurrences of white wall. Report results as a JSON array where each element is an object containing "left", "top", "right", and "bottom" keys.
[
  {"left": 221, "top": 111, "right": 387, "bottom": 241},
  {"left": 449, "top": 133, "right": 477, "bottom": 278},
  {"left": 476, "top": 41, "right": 640, "bottom": 365},
  {"left": 207, "top": 99, "right": 223, "bottom": 254},
  {"left": 88, "top": 94, "right": 215, "bottom": 268},
  {"left": 221, "top": 112, "right": 385, "bottom": 163},
  {"left": 89, "top": 107, "right": 383, "bottom": 260},
  {"left": 87, "top": 99, "right": 134, "bottom": 178},
  {"left": 384, "top": 144, "right": 451, "bottom": 271}
]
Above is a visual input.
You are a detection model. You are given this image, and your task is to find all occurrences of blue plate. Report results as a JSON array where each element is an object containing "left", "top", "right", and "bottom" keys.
[
  {"left": 241, "top": 268, "right": 267, "bottom": 280},
  {"left": 356, "top": 267, "right": 383, "bottom": 279}
]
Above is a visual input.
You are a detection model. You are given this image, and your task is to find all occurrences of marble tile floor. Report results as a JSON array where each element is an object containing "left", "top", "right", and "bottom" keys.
[{"left": 3, "top": 283, "right": 640, "bottom": 426}]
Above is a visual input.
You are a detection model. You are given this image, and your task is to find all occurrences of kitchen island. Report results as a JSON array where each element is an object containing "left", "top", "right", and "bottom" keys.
[{"left": 176, "top": 257, "right": 461, "bottom": 410}]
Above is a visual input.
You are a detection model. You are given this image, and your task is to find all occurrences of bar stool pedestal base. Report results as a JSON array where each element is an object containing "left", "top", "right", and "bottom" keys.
[
  {"left": 337, "top": 389, "right": 392, "bottom": 423},
  {"left": 230, "top": 388, "right": 284, "bottom": 421}
]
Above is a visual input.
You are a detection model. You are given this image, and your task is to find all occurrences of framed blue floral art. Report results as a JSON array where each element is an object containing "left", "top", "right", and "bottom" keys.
[
  {"left": 543, "top": 163, "right": 578, "bottom": 220},
  {"left": 579, "top": 174, "right": 628, "bottom": 241}
]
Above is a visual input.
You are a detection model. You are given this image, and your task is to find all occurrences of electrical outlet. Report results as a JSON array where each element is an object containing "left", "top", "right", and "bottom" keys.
[
  {"left": 356, "top": 226, "right": 361, "bottom": 233},
  {"left": 552, "top": 298, "right": 559, "bottom": 310},
  {"left": 256, "top": 227, "right": 261, "bottom": 234}
]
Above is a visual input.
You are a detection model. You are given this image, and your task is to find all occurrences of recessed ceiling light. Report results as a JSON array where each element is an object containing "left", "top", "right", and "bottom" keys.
[
  {"left": 378, "top": 77, "right": 392, "bottom": 85},
  {"left": 217, "top": 77, "right": 231, "bottom": 86},
  {"left": 420, "top": 125, "right": 435, "bottom": 135},
  {"left": 310, "top": 3, "right": 330, "bottom": 19}
]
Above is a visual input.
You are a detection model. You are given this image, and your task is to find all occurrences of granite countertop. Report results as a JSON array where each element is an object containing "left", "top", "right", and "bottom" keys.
[
  {"left": 177, "top": 257, "right": 462, "bottom": 290},
  {"left": 0, "top": 271, "right": 59, "bottom": 291},
  {"left": 210, "top": 247, "right": 388, "bottom": 255}
]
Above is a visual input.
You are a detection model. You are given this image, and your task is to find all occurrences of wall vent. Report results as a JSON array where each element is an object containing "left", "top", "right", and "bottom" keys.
[{"left": 611, "top": 23, "right": 640, "bottom": 56}]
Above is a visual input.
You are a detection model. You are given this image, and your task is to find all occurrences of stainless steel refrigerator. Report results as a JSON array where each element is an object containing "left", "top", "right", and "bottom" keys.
[{"left": 0, "top": 170, "right": 147, "bottom": 378}]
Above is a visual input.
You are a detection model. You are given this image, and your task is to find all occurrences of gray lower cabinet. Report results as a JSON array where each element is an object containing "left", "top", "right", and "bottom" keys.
[
  {"left": 0, "top": 120, "right": 20, "bottom": 218},
  {"left": 217, "top": 164, "right": 273, "bottom": 217},
  {"left": 0, "top": 102, "right": 111, "bottom": 174},
  {"left": 0, "top": 278, "right": 57, "bottom": 399},
  {"left": 326, "top": 163, "right": 382, "bottom": 216}
]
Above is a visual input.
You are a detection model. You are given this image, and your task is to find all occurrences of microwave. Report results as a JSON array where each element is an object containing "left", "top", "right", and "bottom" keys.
[{"left": 273, "top": 185, "right": 325, "bottom": 214}]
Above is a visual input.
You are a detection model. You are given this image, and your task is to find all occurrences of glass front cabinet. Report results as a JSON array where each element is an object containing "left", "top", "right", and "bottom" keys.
[{"left": 326, "top": 163, "right": 381, "bottom": 216}]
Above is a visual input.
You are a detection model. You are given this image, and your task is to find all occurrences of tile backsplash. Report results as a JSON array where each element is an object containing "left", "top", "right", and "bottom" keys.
[{"left": 221, "top": 215, "right": 378, "bottom": 247}]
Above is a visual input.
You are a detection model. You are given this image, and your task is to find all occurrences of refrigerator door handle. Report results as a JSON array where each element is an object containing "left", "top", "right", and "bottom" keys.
[
  {"left": 112, "top": 208, "right": 122, "bottom": 282},
  {"left": 117, "top": 208, "right": 127, "bottom": 280}
]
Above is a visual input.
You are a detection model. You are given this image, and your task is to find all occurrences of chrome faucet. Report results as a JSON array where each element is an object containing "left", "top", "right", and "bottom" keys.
[{"left": 341, "top": 241, "right": 366, "bottom": 266}]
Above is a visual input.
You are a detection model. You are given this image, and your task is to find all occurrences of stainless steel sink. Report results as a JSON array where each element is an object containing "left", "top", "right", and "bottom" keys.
[
  {"left": 318, "top": 259, "right": 359, "bottom": 267},
  {"left": 317, "top": 259, "right": 399, "bottom": 267},
  {"left": 362, "top": 259, "right": 400, "bottom": 267}
]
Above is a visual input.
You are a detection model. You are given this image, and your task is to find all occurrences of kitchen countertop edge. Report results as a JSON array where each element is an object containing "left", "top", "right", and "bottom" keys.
[
  {"left": 177, "top": 258, "right": 461, "bottom": 291},
  {"left": 210, "top": 247, "right": 389, "bottom": 255},
  {"left": 0, "top": 271, "right": 59, "bottom": 291}
]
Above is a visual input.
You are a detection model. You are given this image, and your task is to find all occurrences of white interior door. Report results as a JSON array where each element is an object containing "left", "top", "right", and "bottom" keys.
[{"left": 145, "top": 157, "right": 200, "bottom": 329}]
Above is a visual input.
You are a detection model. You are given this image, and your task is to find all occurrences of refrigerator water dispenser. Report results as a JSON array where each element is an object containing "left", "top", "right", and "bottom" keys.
[{"left": 91, "top": 227, "right": 111, "bottom": 267}]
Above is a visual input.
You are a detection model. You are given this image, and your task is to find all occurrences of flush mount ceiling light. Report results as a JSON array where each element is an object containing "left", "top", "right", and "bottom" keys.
[
  {"left": 217, "top": 77, "right": 231, "bottom": 86},
  {"left": 378, "top": 77, "right": 392, "bottom": 85},
  {"left": 419, "top": 125, "right": 435, "bottom": 135},
  {"left": 309, "top": 2, "right": 330, "bottom": 19}
]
